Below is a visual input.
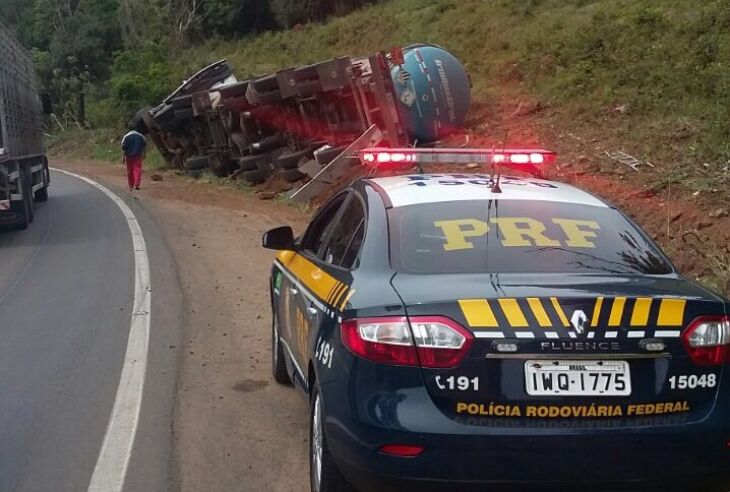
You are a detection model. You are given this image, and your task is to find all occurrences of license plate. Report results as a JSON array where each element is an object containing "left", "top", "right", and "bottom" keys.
[{"left": 524, "top": 360, "right": 631, "bottom": 396}]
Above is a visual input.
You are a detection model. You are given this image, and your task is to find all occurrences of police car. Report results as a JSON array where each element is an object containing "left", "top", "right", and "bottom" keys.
[{"left": 263, "top": 148, "right": 730, "bottom": 492}]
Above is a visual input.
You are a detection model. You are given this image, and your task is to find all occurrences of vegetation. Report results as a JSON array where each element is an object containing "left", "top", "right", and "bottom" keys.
[{"left": 3, "top": 0, "right": 730, "bottom": 191}]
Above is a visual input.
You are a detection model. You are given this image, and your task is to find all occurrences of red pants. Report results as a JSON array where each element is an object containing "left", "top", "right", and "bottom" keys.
[{"left": 126, "top": 156, "right": 143, "bottom": 188}]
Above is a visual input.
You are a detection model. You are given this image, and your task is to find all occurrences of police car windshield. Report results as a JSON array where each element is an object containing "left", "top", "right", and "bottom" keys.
[{"left": 388, "top": 200, "right": 672, "bottom": 275}]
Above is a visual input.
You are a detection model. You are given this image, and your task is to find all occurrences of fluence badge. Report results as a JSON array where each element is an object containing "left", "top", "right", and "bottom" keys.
[{"left": 570, "top": 309, "right": 588, "bottom": 334}]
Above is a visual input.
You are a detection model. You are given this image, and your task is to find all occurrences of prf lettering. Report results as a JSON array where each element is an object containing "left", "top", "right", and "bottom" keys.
[{"left": 433, "top": 217, "right": 601, "bottom": 251}]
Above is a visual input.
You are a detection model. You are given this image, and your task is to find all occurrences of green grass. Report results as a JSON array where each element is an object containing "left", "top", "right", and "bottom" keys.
[
  {"left": 63, "top": 0, "right": 730, "bottom": 192},
  {"left": 47, "top": 127, "right": 167, "bottom": 171}
]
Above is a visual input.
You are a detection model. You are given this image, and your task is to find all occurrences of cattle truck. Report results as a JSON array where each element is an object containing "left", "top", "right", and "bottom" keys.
[{"left": 0, "top": 19, "right": 50, "bottom": 230}]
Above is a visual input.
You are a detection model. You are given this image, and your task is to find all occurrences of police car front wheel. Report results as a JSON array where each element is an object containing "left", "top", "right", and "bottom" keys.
[{"left": 271, "top": 312, "right": 291, "bottom": 385}]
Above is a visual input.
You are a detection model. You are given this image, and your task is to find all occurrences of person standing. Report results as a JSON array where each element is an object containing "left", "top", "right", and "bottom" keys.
[{"left": 121, "top": 127, "right": 147, "bottom": 191}]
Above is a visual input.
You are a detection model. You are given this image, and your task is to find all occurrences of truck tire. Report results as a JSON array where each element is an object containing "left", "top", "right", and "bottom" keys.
[
  {"left": 238, "top": 154, "right": 268, "bottom": 172},
  {"left": 209, "top": 156, "right": 235, "bottom": 177},
  {"left": 34, "top": 186, "right": 49, "bottom": 202},
  {"left": 243, "top": 169, "right": 269, "bottom": 185},
  {"left": 275, "top": 149, "right": 311, "bottom": 170},
  {"left": 11, "top": 173, "right": 32, "bottom": 230},
  {"left": 279, "top": 168, "right": 306, "bottom": 183},
  {"left": 184, "top": 155, "right": 209, "bottom": 171}
]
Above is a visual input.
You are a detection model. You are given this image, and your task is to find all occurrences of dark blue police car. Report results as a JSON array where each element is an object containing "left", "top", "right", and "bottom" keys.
[{"left": 263, "top": 148, "right": 730, "bottom": 492}]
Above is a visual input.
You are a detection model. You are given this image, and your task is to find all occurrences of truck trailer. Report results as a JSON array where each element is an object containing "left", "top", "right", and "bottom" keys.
[{"left": 0, "top": 19, "right": 50, "bottom": 229}]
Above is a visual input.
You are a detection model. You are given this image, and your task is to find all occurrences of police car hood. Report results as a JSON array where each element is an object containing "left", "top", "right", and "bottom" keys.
[{"left": 391, "top": 272, "right": 725, "bottom": 340}]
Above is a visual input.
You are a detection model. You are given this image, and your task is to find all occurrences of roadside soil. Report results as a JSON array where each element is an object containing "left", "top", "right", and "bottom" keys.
[{"left": 52, "top": 159, "right": 311, "bottom": 491}]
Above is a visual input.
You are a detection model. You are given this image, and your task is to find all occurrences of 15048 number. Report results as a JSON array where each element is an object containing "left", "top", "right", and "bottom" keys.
[{"left": 669, "top": 374, "right": 717, "bottom": 390}]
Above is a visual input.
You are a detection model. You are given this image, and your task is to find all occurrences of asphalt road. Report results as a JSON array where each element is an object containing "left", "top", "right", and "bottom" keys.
[{"left": 0, "top": 171, "right": 182, "bottom": 492}]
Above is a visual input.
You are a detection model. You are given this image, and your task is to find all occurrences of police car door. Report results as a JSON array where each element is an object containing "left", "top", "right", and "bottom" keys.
[{"left": 292, "top": 192, "right": 352, "bottom": 373}]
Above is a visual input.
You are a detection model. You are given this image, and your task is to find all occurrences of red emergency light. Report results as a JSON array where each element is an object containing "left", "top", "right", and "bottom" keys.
[{"left": 358, "top": 148, "right": 557, "bottom": 171}]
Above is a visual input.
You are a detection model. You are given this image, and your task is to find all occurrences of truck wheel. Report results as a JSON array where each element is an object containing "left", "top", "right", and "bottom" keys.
[
  {"left": 279, "top": 168, "right": 306, "bottom": 183},
  {"left": 11, "top": 174, "right": 32, "bottom": 230},
  {"left": 238, "top": 154, "right": 268, "bottom": 172},
  {"left": 271, "top": 312, "right": 291, "bottom": 385},
  {"left": 34, "top": 186, "right": 49, "bottom": 202},
  {"left": 310, "top": 385, "right": 353, "bottom": 492},
  {"left": 209, "top": 156, "right": 235, "bottom": 177},
  {"left": 275, "top": 149, "right": 311, "bottom": 170},
  {"left": 243, "top": 169, "right": 269, "bottom": 185},
  {"left": 184, "top": 156, "right": 209, "bottom": 171}
]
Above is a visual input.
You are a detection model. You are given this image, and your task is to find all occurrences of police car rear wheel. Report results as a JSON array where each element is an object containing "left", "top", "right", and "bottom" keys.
[
  {"left": 310, "top": 386, "right": 353, "bottom": 492},
  {"left": 272, "top": 313, "right": 291, "bottom": 385}
]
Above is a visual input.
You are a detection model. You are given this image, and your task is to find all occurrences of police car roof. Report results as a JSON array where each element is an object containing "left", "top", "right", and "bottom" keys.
[{"left": 368, "top": 174, "right": 609, "bottom": 208}]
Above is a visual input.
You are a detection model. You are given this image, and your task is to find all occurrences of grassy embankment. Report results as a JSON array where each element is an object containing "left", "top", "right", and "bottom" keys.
[
  {"left": 56, "top": 0, "right": 730, "bottom": 191},
  {"left": 50, "top": 0, "right": 730, "bottom": 293}
]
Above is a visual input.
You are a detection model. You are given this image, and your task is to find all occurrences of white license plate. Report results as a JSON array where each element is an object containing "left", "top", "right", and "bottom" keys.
[{"left": 524, "top": 360, "right": 631, "bottom": 396}]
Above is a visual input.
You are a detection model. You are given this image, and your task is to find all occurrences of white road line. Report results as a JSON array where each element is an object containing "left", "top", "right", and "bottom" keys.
[{"left": 52, "top": 169, "right": 151, "bottom": 492}]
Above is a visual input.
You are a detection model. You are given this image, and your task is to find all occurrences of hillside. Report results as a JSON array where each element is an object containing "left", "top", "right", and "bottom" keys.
[{"left": 49, "top": 0, "right": 730, "bottom": 295}]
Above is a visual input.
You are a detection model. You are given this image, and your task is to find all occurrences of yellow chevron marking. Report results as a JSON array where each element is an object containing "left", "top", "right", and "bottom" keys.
[
  {"left": 334, "top": 284, "right": 349, "bottom": 307},
  {"left": 527, "top": 298, "right": 551, "bottom": 327},
  {"left": 591, "top": 297, "right": 604, "bottom": 328},
  {"left": 608, "top": 297, "right": 627, "bottom": 327},
  {"left": 498, "top": 298, "right": 529, "bottom": 328},
  {"left": 339, "top": 289, "right": 356, "bottom": 310},
  {"left": 657, "top": 299, "right": 686, "bottom": 326},
  {"left": 550, "top": 297, "right": 570, "bottom": 327},
  {"left": 630, "top": 298, "right": 652, "bottom": 327},
  {"left": 330, "top": 283, "right": 345, "bottom": 305},
  {"left": 325, "top": 284, "right": 338, "bottom": 304},
  {"left": 458, "top": 299, "right": 499, "bottom": 327}
]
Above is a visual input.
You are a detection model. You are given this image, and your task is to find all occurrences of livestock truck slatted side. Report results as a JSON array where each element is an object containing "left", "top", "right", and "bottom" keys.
[
  {"left": 0, "top": 21, "right": 45, "bottom": 160},
  {"left": 138, "top": 44, "right": 471, "bottom": 194},
  {"left": 0, "top": 19, "right": 50, "bottom": 230}
]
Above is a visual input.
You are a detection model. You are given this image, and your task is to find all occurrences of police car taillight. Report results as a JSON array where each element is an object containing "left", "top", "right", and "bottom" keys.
[
  {"left": 358, "top": 148, "right": 556, "bottom": 170},
  {"left": 681, "top": 315, "right": 730, "bottom": 366},
  {"left": 340, "top": 316, "right": 473, "bottom": 369}
]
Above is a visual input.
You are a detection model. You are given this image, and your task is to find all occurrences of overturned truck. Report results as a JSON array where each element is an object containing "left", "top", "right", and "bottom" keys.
[{"left": 139, "top": 44, "right": 471, "bottom": 201}]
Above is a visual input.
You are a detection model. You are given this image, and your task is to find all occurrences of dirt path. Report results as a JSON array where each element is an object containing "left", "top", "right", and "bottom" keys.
[{"left": 53, "top": 159, "right": 311, "bottom": 491}]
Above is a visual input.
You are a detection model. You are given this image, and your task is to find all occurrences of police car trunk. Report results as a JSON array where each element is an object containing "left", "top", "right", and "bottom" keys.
[{"left": 366, "top": 149, "right": 729, "bottom": 428}]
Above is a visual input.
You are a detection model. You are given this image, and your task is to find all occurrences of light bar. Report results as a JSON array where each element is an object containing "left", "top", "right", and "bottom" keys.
[{"left": 358, "top": 148, "right": 557, "bottom": 169}]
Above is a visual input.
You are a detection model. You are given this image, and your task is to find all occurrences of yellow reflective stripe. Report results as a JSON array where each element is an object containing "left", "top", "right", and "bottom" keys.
[
  {"left": 458, "top": 299, "right": 499, "bottom": 327},
  {"left": 325, "top": 283, "right": 339, "bottom": 304},
  {"left": 330, "top": 283, "right": 345, "bottom": 305},
  {"left": 339, "top": 289, "right": 356, "bottom": 310},
  {"left": 280, "top": 253, "right": 340, "bottom": 303},
  {"left": 498, "top": 298, "right": 529, "bottom": 328},
  {"left": 608, "top": 297, "right": 626, "bottom": 327},
  {"left": 334, "top": 285, "right": 349, "bottom": 307},
  {"left": 527, "top": 298, "right": 551, "bottom": 327},
  {"left": 658, "top": 299, "right": 686, "bottom": 326},
  {"left": 591, "top": 297, "right": 604, "bottom": 327},
  {"left": 630, "top": 298, "right": 652, "bottom": 327},
  {"left": 550, "top": 297, "right": 570, "bottom": 327}
]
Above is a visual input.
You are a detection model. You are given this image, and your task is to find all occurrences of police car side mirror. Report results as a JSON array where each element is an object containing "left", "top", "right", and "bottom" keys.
[{"left": 262, "top": 226, "right": 297, "bottom": 251}]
